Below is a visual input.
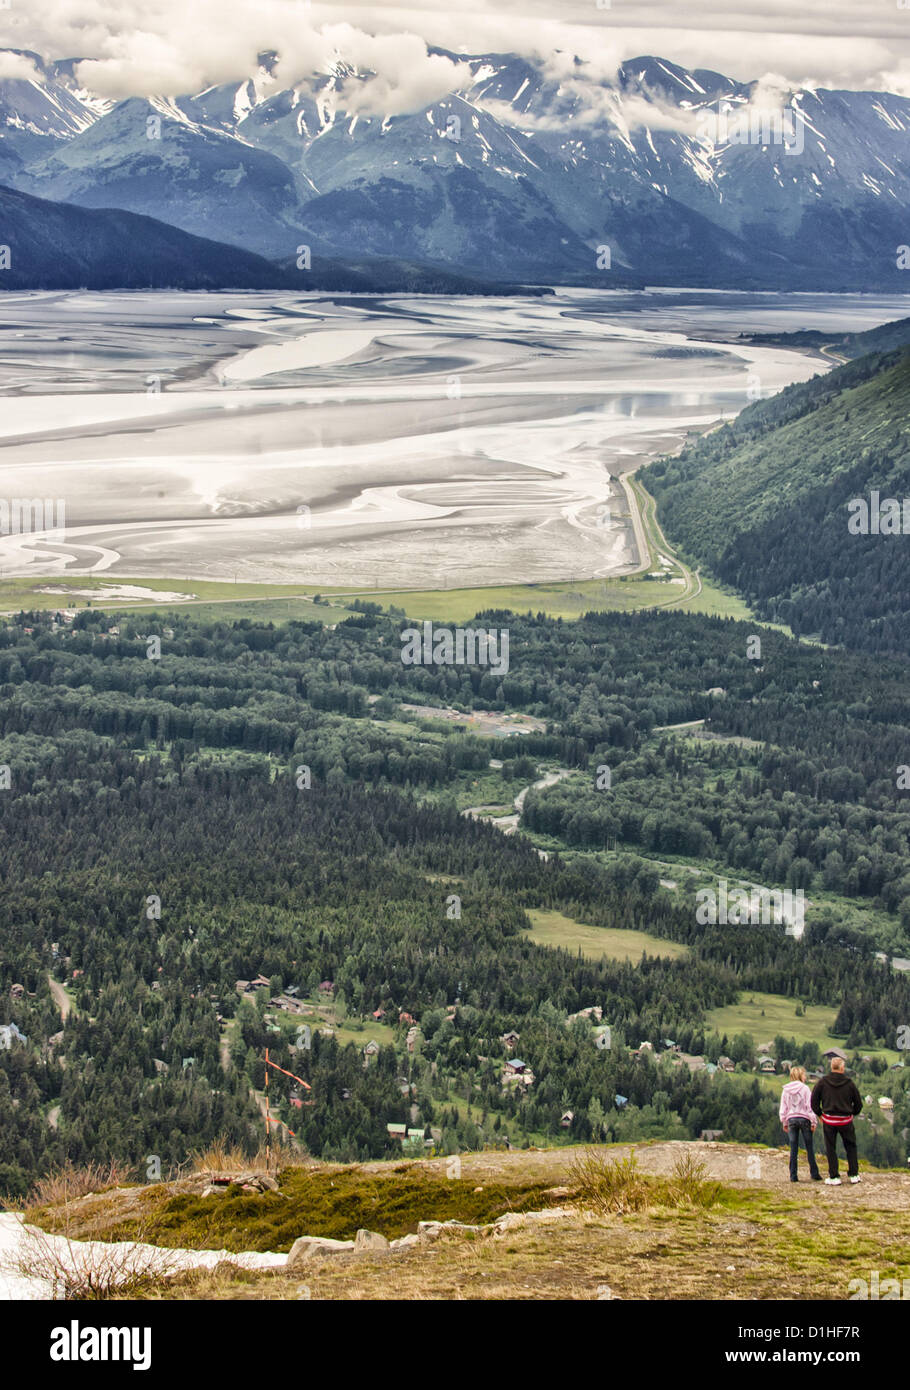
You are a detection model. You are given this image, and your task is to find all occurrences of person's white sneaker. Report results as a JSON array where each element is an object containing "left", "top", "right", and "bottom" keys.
[
  {"left": 850, "top": 1175, "right": 861, "bottom": 1184},
  {"left": 824, "top": 1177, "right": 842, "bottom": 1185}
]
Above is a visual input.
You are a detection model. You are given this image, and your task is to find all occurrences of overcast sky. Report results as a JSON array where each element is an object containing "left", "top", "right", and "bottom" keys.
[{"left": 2, "top": 0, "right": 910, "bottom": 101}]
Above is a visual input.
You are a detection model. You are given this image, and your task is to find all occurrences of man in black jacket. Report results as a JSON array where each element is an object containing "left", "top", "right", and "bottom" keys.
[{"left": 810, "top": 1057, "right": 863, "bottom": 1185}]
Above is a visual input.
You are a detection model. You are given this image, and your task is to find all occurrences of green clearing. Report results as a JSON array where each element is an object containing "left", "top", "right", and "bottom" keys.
[
  {"left": 331, "top": 1020, "right": 398, "bottom": 1049},
  {"left": 0, "top": 568, "right": 739, "bottom": 625},
  {"left": 445, "top": 770, "right": 527, "bottom": 813},
  {"left": 333, "top": 573, "right": 754, "bottom": 624},
  {"left": 704, "top": 990, "right": 900, "bottom": 1063},
  {"left": 0, "top": 576, "right": 357, "bottom": 625},
  {"left": 145, "top": 597, "right": 354, "bottom": 624},
  {"left": 266, "top": 996, "right": 397, "bottom": 1051},
  {"left": 342, "top": 577, "right": 683, "bottom": 622},
  {"left": 526, "top": 908, "right": 688, "bottom": 964}
]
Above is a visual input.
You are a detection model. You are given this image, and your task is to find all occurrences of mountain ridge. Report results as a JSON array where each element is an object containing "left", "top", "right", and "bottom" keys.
[{"left": 1, "top": 48, "right": 908, "bottom": 286}]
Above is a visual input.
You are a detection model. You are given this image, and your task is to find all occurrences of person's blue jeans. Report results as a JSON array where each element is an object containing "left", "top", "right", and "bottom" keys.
[{"left": 788, "top": 1117, "right": 820, "bottom": 1180}]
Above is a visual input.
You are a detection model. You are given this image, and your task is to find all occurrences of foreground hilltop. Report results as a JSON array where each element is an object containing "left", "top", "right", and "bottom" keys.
[{"left": 17, "top": 1141, "right": 910, "bottom": 1301}]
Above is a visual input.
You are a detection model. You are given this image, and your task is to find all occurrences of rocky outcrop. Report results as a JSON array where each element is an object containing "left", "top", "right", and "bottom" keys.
[
  {"left": 286, "top": 1235, "right": 357, "bottom": 1266},
  {"left": 415, "top": 1206, "right": 575, "bottom": 1242},
  {"left": 283, "top": 1206, "right": 575, "bottom": 1267},
  {"left": 198, "top": 1171, "right": 281, "bottom": 1197}
]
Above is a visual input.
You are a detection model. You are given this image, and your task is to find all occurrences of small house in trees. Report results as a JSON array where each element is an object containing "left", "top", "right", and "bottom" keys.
[
  {"left": 759, "top": 1057, "right": 777, "bottom": 1073},
  {"left": 386, "top": 1123, "right": 407, "bottom": 1140},
  {"left": 236, "top": 975, "right": 270, "bottom": 995},
  {"left": 501, "top": 1030, "right": 521, "bottom": 1049},
  {"left": 270, "top": 994, "right": 303, "bottom": 1015},
  {"left": 318, "top": 981, "right": 334, "bottom": 995},
  {"left": 701, "top": 1129, "right": 724, "bottom": 1141},
  {"left": 372, "top": 1008, "right": 386, "bottom": 1020},
  {"left": 0, "top": 1023, "right": 26, "bottom": 1049},
  {"left": 822, "top": 1048, "right": 848, "bottom": 1062},
  {"left": 399, "top": 1011, "right": 416, "bottom": 1025},
  {"left": 878, "top": 1097, "right": 894, "bottom": 1112},
  {"left": 593, "top": 1027, "right": 612, "bottom": 1051},
  {"left": 614, "top": 1094, "right": 628, "bottom": 1108},
  {"left": 718, "top": 1056, "right": 735, "bottom": 1072},
  {"left": 9, "top": 983, "right": 24, "bottom": 1000},
  {"left": 560, "top": 1110, "right": 574, "bottom": 1127},
  {"left": 363, "top": 1040, "right": 380, "bottom": 1062}
]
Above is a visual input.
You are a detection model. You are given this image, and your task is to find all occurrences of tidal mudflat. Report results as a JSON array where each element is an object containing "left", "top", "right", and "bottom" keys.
[{"left": 1, "top": 288, "right": 907, "bottom": 589}]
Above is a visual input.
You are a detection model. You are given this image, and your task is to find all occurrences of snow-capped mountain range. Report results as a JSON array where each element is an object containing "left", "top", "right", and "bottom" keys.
[{"left": 1, "top": 47, "right": 908, "bottom": 287}]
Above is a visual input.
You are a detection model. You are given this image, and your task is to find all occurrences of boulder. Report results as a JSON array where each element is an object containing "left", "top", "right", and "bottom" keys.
[
  {"left": 416, "top": 1219, "right": 475, "bottom": 1241},
  {"left": 354, "top": 1228, "right": 389, "bottom": 1251},
  {"left": 286, "top": 1235, "right": 355, "bottom": 1267}
]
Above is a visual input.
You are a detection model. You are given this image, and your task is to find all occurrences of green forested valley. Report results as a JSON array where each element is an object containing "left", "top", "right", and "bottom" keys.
[{"left": 0, "top": 603, "right": 908, "bottom": 1194}]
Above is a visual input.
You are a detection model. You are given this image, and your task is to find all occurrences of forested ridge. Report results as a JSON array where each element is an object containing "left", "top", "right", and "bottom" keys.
[
  {"left": 643, "top": 344, "right": 910, "bottom": 653},
  {"left": 0, "top": 603, "right": 908, "bottom": 1192}
]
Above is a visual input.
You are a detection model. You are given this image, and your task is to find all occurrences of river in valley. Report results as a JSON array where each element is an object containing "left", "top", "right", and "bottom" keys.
[{"left": 0, "top": 287, "right": 908, "bottom": 588}]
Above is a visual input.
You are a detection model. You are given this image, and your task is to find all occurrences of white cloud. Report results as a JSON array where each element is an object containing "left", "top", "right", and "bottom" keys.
[
  {"left": 1, "top": 0, "right": 909, "bottom": 102},
  {"left": 318, "top": 27, "right": 463, "bottom": 114},
  {"left": 0, "top": 52, "right": 41, "bottom": 82}
]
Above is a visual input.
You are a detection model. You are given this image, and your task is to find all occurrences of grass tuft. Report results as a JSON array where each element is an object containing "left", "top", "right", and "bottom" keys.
[
  {"left": 569, "top": 1149, "right": 724, "bottom": 1216},
  {"left": 20, "top": 1159, "right": 133, "bottom": 1214}
]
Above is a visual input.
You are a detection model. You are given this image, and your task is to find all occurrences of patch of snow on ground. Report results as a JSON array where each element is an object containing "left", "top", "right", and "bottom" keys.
[{"left": 0, "top": 1212, "right": 286, "bottom": 1300}]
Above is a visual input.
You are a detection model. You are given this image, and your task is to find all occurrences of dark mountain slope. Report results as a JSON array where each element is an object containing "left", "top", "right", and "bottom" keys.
[
  {"left": 0, "top": 183, "right": 295, "bottom": 288},
  {"left": 643, "top": 348, "right": 910, "bottom": 654}
]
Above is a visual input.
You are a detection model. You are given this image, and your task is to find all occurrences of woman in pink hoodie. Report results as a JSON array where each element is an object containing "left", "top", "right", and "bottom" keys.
[{"left": 780, "top": 1065, "right": 822, "bottom": 1182}]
